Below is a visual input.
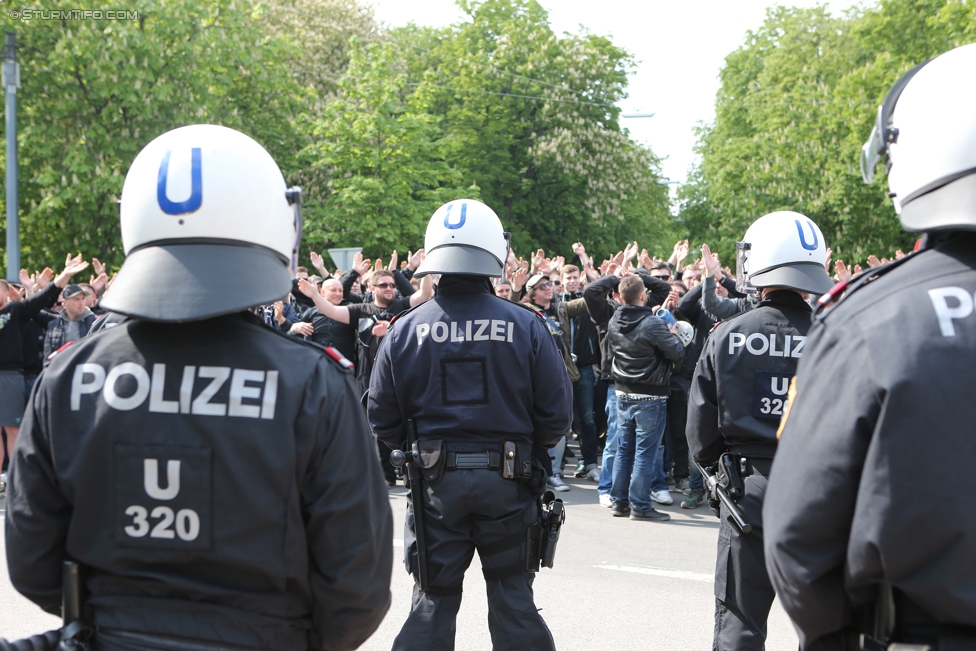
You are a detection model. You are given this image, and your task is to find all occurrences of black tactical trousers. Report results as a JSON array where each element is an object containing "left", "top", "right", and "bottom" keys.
[
  {"left": 393, "top": 470, "right": 555, "bottom": 651},
  {"left": 713, "top": 473, "right": 775, "bottom": 651}
]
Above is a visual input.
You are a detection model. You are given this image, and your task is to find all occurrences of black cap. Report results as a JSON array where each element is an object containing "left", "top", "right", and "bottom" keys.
[{"left": 62, "top": 284, "right": 86, "bottom": 299}]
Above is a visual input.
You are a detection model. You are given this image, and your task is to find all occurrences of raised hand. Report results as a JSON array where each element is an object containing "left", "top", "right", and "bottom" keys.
[
  {"left": 92, "top": 257, "right": 106, "bottom": 277},
  {"left": 572, "top": 242, "right": 586, "bottom": 257},
  {"left": 512, "top": 267, "right": 529, "bottom": 292},
  {"left": 37, "top": 268, "right": 54, "bottom": 289},
  {"left": 297, "top": 278, "right": 317, "bottom": 297},
  {"left": 388, "top": 250, "right": 398, "bottom": 271},
  {"left": 353, "top": 255, "right": 372, "bottom": 276},
  {"left": 310, "top": 251, "right": 327, "bottom": 276},
  {"left": 867, "top": 254, "right": 882, "bottom": 268},
  {"left": 90, "top": 272, "right": 109, "bottom": 294},
  {"left": 531, "top": 249, "right": 545, "bottom": 273},
  {"left": 639, "top": 250, "right": 652, "bottom": 271},
  {"left": 824, "top": 248, "right": 832, "bottom": 272},
  {"left": 622, "top": 241, "right": 639, "bottom": 263},
  {"left": 676, "top": 240, "right": 690, "bottom": 263},
  {"left": 834, "top": 260, "right": 852, "bottom": 283},
  {"left": 408, "top": 248, "right": 425, "bottom": 270},
  {"left": 701, "top": 244, "right": 721, "bottom": 277}
]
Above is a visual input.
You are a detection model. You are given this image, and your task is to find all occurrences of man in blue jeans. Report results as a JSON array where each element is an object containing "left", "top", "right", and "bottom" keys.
[{"left": 606, "top": 274, "right": 684, "bottom": 521}]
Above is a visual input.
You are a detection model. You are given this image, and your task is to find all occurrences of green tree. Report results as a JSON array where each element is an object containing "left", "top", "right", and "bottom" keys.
[
  {"left": 0, "top": 0, "right": 308, "bottom": 272},
  {"left": 395, "top": 0, "right": 673, "bottom": 261},
  {"left": 300, "top": 41, "right": 478, "bottom": 258},
  {"left": 681, "top": 0, "right": 976, "bottom": 266}
]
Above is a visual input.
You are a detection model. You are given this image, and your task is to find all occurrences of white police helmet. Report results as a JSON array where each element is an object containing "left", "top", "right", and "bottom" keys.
[
  {"left": 860, "top": 42, "right": 976, "bottom": 232},
  {"left": 100, "top": 124, "right": 302, "bottom": 322},
  {"left": 674, "top": 320, "right": 695, "bottom": 348},
  {"left": 414, "top": 199, "right": 509, "bottom": 278},
  {"left": 735, "top": 211, "right": 833, "bottom": 295}
]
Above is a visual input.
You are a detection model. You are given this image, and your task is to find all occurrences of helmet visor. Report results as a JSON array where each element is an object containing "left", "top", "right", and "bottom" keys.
[
  {"left": 859, "top": 59, "right": 932, "bottom": 185},
  {"left": 860, "top": 107, "right": 886, "bottom": 184},
  {"left": 735, "top": 241, "right": 755, "bottom": 294}
]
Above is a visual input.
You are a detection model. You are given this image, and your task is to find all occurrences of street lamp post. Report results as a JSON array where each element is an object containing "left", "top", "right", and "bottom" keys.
[{"left": 4, "top": 32, "right": 20, "bottom": 281}]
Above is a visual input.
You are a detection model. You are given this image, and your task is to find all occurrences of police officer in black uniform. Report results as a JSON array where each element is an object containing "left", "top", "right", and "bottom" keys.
[
  {"left": 687, "top": 210, "right": 834, "bottom": 651},
  {"left": 4, "top": 124, "right": 393, "bottom": 651},
  {"left": 764, "top": 42, "right": 976, "bottom": 651},
  {"left": 367, "top": 199, "right": 573, "bottom": 651}
]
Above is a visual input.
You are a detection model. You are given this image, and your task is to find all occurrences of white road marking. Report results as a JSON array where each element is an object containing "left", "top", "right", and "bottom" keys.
[
  {"left": 394, "top": 539, "right": 403, "bottom": 547},
  {"left": 595, "top": 562, "right": 713, "bottom": 583}
]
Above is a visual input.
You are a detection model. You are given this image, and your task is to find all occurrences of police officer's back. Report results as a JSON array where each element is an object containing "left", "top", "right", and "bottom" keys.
[
  {"left": 764, "top": 43, "right": 976, "bottom": 651},
  {"left": 4, "top": 125, "right": 393, "bottom": 651},
  {"left": 368, "top": 200, "right": 572, "bottom": 651},
  {"left": 687, "top": 211, "right": 835, "bottom": 651}
]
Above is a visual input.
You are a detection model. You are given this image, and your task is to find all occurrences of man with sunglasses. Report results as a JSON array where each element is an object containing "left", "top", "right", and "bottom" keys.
[
  {"left": 299, "top": 269, "right": 433, "bottom": 330},
  {"left": 765, "top": 42, "right": 976, "bottom": 650}
]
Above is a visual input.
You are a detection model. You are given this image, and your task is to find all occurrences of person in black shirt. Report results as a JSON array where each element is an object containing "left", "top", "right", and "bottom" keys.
[
  {"left": 0, "top": 259, "right": 89, "bottom": 472},
  {"left": 332, "top": 269, "right": 433, "bottom": 323},
  {"left": 290, "top": 278, "right": 358, "bottom": 362}
]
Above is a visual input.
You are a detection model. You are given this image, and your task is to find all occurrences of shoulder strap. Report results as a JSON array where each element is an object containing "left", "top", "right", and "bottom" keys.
[{"left": 815, "top": 253, "right": 919, "bottom": 319}]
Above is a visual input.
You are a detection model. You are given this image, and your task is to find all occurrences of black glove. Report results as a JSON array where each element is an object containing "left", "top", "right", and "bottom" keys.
[
  {"left": 524, "top": 447, "right": 552, "bottom": 496},
  {"left": 708, "top": 496, "right": 721, "bottom": 518}
]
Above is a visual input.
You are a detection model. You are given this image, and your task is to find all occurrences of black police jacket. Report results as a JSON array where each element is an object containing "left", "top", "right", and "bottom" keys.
[
  {"left": 4, "top": 313, "right": 393, "bottom": 651},
  {"left": 367, "top": 275, "right": 573, "bottom": 450},
  {"left": 764, "top": 232, "right": 976, "bottom": 650},
  {"left": 687, "top": 290, "right": 812, "bottom": 465},
  {"left": 607, "top": 305, "right": 684, "bottom": 396}
]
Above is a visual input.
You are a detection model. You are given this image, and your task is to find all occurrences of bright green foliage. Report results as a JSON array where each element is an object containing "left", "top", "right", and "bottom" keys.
[
  {"left": 682, "top": 0, "right": 976, "bottom": 266},
  {"left": 394, "top": 0, "right": 673, "bottom": 261},
  {"left": 300, "top": 41, "right": 478, "bottom": 258},
  {"left": 0, "top": 0, "right": 309, "bottom": 272}
]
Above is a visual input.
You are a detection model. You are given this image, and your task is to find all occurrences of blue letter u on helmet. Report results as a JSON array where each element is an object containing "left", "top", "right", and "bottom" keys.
[
  {"left": 443, "top": 202, "right": 467, "bottom": 230},
  {"left": 795, "top": 220, "right": 819, "bottom": 251},
  {"left": 157, "top": 149, "right": 203, "bottom": 215}
]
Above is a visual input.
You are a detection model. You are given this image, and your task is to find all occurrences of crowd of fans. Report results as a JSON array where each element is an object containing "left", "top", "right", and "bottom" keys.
[{"left": 0, "top": 240, "right": 906, "bottom": 500}]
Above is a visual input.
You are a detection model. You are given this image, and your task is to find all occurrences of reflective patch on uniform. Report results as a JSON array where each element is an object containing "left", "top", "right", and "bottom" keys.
[
  {"left": 928, "top": 286, "right": 976, "bottom": 337},
  {"left": 752, "top": 370, "right": 793, "bottom": 421},
  {"left": 440, "top": 357, "right": 489, "bottom": 405},
  {"left": 70, "top": 363, "right": 278, "bottom": 419},
  {"left": 415, "top": 320, "right": 514, "bottom": 346},
  {"left": 776, "top": 377, "right": 798, "bottom": 439},
  {"left": 114, "top": 444, "right": 212, "bottom": 550},
  {"left": 728, "top": 332, "right": 804, "bottom": 358}
]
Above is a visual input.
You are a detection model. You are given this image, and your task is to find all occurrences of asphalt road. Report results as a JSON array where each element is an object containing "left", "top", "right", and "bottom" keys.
[{"left": 1, "top": 471, "right": 800, "bottom": 650}]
